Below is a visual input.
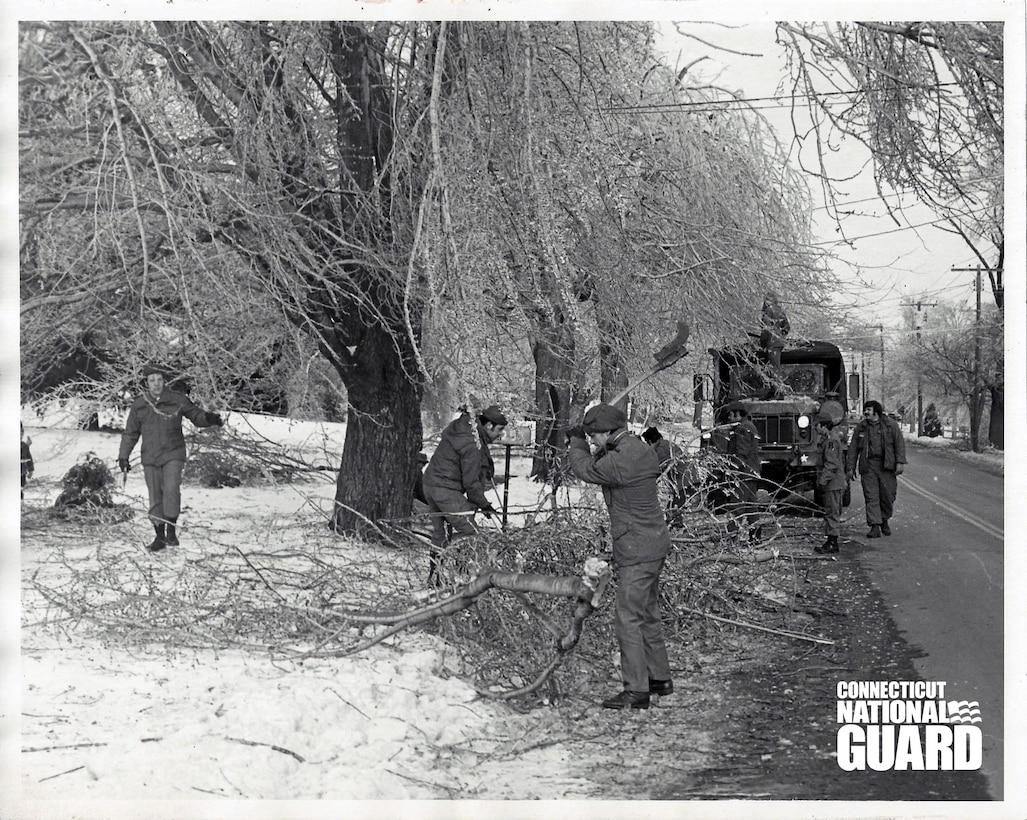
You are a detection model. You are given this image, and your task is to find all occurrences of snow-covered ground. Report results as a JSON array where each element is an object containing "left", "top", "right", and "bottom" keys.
[{"left": 9, "top": 413, "right": 642, "bottom": 817}]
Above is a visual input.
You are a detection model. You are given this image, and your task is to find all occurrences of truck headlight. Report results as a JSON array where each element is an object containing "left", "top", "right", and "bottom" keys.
[{"left": 797, "top": 414, "right": 811, "bottom": 429}]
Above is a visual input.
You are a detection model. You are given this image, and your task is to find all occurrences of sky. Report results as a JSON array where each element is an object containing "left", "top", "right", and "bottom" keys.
[{"left": 654, "top": 20, "right": 1003, "bottom": 334}]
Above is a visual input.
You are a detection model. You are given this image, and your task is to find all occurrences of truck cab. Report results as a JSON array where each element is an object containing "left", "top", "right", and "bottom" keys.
[{"left": 700, "top": 340, "right": 853, "bottom": 503}]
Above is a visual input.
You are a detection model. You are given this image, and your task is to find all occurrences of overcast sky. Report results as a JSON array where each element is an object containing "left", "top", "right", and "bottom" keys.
[{"left": 655, "top": 20, "right": 993, "bottom": 333}]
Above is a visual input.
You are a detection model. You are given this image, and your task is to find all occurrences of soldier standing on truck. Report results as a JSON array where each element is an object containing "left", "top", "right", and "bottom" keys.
[{"left": 846, "top": 400, "right": 906, "bottom": 539}]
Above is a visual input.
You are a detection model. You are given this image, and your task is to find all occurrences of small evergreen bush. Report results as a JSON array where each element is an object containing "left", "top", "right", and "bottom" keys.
[{"left": 54, "top": 452, "right": 115, "bottom": 509}]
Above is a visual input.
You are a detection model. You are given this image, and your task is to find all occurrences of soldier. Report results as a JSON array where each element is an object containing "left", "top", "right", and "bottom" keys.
[
  {"left": 717, "top": 401, "right": 762, "bottom": 542},
  {"left": 846, "top": 400, "right": 907, "bottom": 538},
  {"left": 118, "top": 364, "right": 223, "bottom": 552},
  {"left": 567, "top": 404, "right": 673, "bottom": 710},
  {"left": 813, "top": 412, "right": 847, "bottom": 554},
  {"left": 20, "top": 422, "right": 34, "bottom": 499},
  {"left": 641, "top": 426, "right": 689, "bottom": 527},
  {"left": 421, "top": 405, "right": 507, "bottom": 586}
]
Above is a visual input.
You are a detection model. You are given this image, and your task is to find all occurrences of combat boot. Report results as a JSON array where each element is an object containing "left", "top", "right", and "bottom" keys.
[
  {"left": 649, "top": 678, "right": 674, "bottom": 696},
  {"left": 602, "top": 690, "right": 650, "bottom": 710},
  {"left": 165, "top": 519, "right": 179, "bottom": 547},
  {"left": 815, "top": 535, "right": 839, "bottom": 554},
  {"left": 147, "top": 522, "right": 166, "bottom": 552},
  {"left": 880, "top": 520, "right": 891, "bottom": 536},
  {"left": 866, "top": 525, "right": 882, "bottom": 538}
]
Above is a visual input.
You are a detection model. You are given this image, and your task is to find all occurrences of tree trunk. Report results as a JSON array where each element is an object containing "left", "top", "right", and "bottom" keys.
[
  {"left": 530, "top": 319, "right": 575, "bottom": 482},
  {"left": 599, "top": 347, "right": 629, "bottom": 412},
  {"left": 987, "top": 384, "right": 1004, "bottom": 449},
  {"left": 331, "top": 322, "right": 424, "bottom": 534}
]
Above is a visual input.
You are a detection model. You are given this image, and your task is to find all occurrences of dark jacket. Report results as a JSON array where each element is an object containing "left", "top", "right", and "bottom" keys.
[
  {"left": 568, "top": 429, "right": 671, "bottom": 567},
  {"left": 421, "top": 414, "right": 495, "bottom": 510},
  {"left": 713, "top": 419, "right": 761, "bottom": 474},
  {"left": 846, "top": 415, "right": 906, "bottom": 474},
  {"left": 817, "top": 428, "right": 848, "bottom": 490},
  {"left": 119, "top": 389, "right": 215, "bottom": 467}
]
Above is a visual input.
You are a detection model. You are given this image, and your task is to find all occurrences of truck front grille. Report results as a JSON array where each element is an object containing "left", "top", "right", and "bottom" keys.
[{"left": 755, "top": 415, "right": 794, "bottom": 445}]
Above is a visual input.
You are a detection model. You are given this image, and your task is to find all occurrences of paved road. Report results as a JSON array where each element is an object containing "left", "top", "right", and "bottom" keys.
[{"left": 845, "top": 445, "right": 1004, "bottom": 798}]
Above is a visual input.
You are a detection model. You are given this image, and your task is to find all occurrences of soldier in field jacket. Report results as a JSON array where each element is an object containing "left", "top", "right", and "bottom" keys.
[
  {"left": 567, "top": 403, "right": 673, "bottom": 711},
  {"left": 118, "top": 364, "right": 223, "bottom": 552},
  {"left": 420, "top": 404, "right": 507, "bottom": 585},
  {"left": 846, "top": 399, "right": 907, "bottom": 539}
]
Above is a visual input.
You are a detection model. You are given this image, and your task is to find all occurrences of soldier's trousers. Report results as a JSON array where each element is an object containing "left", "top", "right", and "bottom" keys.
[
  {"left": 821, "top": 487, "right": 844, "bottom": 536},
  {"left": 615, "top": 558, "right": 672, "bottom": 693},
  {"left": 859, "top": 460, "right": 897, "bottom": 526},
  {"left": 143, "top": 460, "right": 184, "bottom": 526}
]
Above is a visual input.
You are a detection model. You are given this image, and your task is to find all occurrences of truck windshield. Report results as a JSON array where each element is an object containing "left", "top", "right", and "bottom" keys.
[
  {"left": 781, "top": 363, "right": 826, "bottom": 396},
  {"left": 726, "top": 362, "right": 827, "bottom": 399}
]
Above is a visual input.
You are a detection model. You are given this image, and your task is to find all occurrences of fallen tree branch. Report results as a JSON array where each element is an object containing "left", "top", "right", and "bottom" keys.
[
  {"left": 23, "top": 741, "right": 108, "bottom": 753},
  {"left": 38, "top": 765, "right": 85, "bottom": 782},
  {"left": 674, "top": 546, "right": 780, "bottom": 568},
  {"left": 298, "top": 561, "right": 611, "bottom": 661},
  {"left": 682, "top": 606, "right": 834, "bottom": 645},
  {"left": 223, "top": 735, "right": 305, "bottom": 763}
]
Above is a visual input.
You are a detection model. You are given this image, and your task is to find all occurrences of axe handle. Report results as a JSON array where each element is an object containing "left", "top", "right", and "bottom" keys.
[{"left": 608, "top": 359, "right": 675, "bottom": 406}]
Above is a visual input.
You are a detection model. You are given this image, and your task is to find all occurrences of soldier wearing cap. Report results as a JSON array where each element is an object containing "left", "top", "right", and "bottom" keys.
[
  {"left": 813, "top": 411, "right": 847, "bottom": 554},
  {"left": 566, "top": 403, "right": 673, "bottom": 711},
  {"left": 716, "top": 401, "right": 762, "bottom": 542},
  {"left": 118, "top": 364, "right": 223, "bottom": 552},
  {"left": 421, "top": 404, "right": 507, "bottom": 585},
  {"left": 846, "top": 400, "right": 906, "bottom": 538}
]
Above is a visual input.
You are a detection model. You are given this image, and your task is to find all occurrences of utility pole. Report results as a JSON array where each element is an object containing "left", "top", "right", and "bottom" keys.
[
  {"left": 915, "top": 306, "right": 923, "bottom": 436},
  {"left": 860, "top": 351, "right": 867, "bottom": 407},
  {"left": 879, "top": 324, "right": 885, "bottom": 403},
  {"left": 905, "top": 299, "right": 937, "bottom": 436},
  {"left": 952, "top": 265, "right": 995, "bottom": 449}
]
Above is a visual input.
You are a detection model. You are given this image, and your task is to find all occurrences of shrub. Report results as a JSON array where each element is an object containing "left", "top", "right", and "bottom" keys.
[
  {"left": 53, "top": 452, "right": 115, "bottom": 509},
  {"left": 188, "top": 450, "right": 256, "bottom": 488}
]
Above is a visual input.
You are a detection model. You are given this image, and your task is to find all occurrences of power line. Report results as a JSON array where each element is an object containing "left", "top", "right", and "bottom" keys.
[
  {"left": 601, "top": 82, "right": 962, "bottom": 114},
  {"left": 809, "top": 207, "right": 994, "bottom": 246}
]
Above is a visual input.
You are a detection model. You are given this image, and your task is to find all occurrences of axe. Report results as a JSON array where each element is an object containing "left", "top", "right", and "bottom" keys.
[{"left": 608, "top": 320, "right": 691, "bottom": 406}]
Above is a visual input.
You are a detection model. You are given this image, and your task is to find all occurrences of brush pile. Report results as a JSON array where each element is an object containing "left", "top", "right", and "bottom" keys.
[{"left": 23, "top": 452, "right": 837, "bottom": 710}]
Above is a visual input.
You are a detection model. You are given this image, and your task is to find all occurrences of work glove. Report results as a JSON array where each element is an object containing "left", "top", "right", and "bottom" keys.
[
  {"left": 206, "top": 412, "right": 224, "bottom": 427},
  {"left": 480, "top": 504, "right": 498, "bottom": 519},
  {"left": 565, "top": 425, "right": 586, "bottom": 444},
  {"left": 118, "top": 458, "right": 131, "bottom": 474}
]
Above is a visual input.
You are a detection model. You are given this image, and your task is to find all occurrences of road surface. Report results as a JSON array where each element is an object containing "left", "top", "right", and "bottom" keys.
[{"left": 846, "top": 444, "right": 1004, "bottom": 799}]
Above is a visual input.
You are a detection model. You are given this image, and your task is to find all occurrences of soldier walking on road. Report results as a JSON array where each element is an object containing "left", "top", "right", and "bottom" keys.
[
  {"left": 118, "top": 364, "right": 224, "bottom": 552},
  {"left": 846, "top": 400, "right": 906, "bottom": 538},
  {"left": 813, "top": 412, "right": 847, "bottom": 554},
  {"left": 567, "top": 403, "right": 673, "bottom": 711}
]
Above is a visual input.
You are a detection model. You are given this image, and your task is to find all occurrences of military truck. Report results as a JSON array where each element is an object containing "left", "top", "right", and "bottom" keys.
[{"left": 699, "top": 339, "right": 856, "bottom": 506}]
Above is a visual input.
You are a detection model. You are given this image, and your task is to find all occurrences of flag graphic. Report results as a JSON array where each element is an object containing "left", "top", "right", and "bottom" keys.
[{"left": 946, "top": 700, "right": 982, "bottom": 724}]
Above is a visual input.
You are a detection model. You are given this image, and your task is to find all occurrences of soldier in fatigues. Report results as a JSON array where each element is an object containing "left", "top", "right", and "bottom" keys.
[
  {"left": 846, "top": 400, "right": 907, "bottom": 538},
  {"left": 813, "top": 412, "right": 847, "bottom": 554},
  {"left": 718, "top": 402, "right": 762, "bottom": 542},
  {"left": 567, "top": 404, "right": 673, "bottom": 711},
  {"left": 118, "top": 364, "right": 223, "bottom": 552},
  {"left": 421, "top": 405, "right": 507, "bottom": 585}
]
